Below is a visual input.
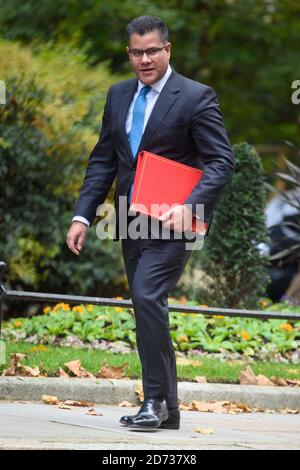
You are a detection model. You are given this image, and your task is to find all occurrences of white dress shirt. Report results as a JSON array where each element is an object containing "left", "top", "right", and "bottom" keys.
[{"left": 73, "top": 65, "right": 172, "bottom": 227}]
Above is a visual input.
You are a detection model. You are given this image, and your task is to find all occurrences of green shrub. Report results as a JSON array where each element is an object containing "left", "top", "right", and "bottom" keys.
[
  {"left": 3, "top": 300, "right": 300, "bottom": 358},
  {"left": 179, "top": 143, "right": 270, "bottom": 308},
  {"left": 0, "top": 41, "right": 127, "bottom": 316}
]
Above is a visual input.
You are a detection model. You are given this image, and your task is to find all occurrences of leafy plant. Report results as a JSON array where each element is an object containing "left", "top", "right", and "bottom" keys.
[
  {"left": 0, "top": 40, "right": 127, "bottom": 316},
  {"left": 186, "top": 143, "right": 270, "bottom": 309},
  {"left": 266, "top": 146, "right": 300, "bottom": 265},
  {"left": 3, "top": 300, "right": 300, "bottom": 358}
]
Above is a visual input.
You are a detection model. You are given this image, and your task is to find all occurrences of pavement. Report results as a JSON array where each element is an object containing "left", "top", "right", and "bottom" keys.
[
  {"left": 0, "top": 377, "right": 299, "bottom": 450},
  {"left": 0, "top": 401, "right": 299, "bottom": 450}
]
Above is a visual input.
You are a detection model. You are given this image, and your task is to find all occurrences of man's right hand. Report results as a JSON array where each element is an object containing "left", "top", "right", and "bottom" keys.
[{"left": 66, "top": 221, "right": 88, "bottom": 256}]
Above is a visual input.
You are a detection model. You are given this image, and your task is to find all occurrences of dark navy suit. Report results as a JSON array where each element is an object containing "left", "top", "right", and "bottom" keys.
[{"left": 74, "top": 69, "right": 234, "bottom": 407}]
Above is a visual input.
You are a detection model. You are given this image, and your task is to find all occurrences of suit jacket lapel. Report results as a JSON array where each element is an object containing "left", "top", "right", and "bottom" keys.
[
  {"left": 119, "top": 78, "right": 137, "bottom": 161},
  {"left": 136, "top": 71, "right": 180, "bottom": 160},
  {"left": 119, "top": 71, "right": 181, "bottom": 166}
]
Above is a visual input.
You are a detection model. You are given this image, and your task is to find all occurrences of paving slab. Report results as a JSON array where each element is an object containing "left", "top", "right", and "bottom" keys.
[{"left": 0, "top": 401, "right": 299, "bottom": 450}]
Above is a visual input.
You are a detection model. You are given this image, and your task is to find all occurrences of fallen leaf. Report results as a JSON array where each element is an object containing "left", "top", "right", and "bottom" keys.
[
  {"left": 256, "top": 375, "right": 274, "bottom": 386},
  {"left": 252, "top": 407, "right": 264, "bottom": 413},
  {"left": 21, "top": 365, "right": 41, "bottom": 377},
  {"left": 231, "top": 403, "right": 251, "bottom": 413},
  {"left": 271, "top": 377, "right": 288, "bottom": 387},
  {"left": 86, "top": 408, "right": 103, "bottom": 416},
  {"left": 189, "top": 400, "right": 251, "bottom": 414},
  {"left": 59, "top": 368, "right": 70, "bottom": 378},
  {"left": 42, "top": 395, "right": 59, "bottom": 405},
  {"left": 191, "top": 400, "right": 231, "bottom": 413},
  {"left": 55, "top": 404, "right": 74, "bottom": 410},
  {"left": 118, "top": 400, "right": 136, "bottom": 407},
  {"left": 64, "top": 359, "right": 95, "bottom": 379},
  {"left": 194, "top": 376, "right": 207, "bottom": 383},
  {"left": 2, "top": 353, "right": 42, "bottom": 377},
  {"left": 179, "top": 402, "right": 191, "bottom": 411},
  {"left": 96, "top": 362, "right": 127, "bottom": 379},
  {"left": 63, "top": 400, "right": 94, "bottom": 407},
  {"left": 239, "top": 366, "right": 257, "bottom": 385},
  {"left": 285, "top": 379, "right": 300, "bottom": 387},
  {"left": 239, "top": 366, "right": 297, "bottom": 388},
  {"left": 134, "top": 382, "right": 144, "bottom": 403},
  {"left": 194, "top": 428, "right": 215, "bottom": 434},
  {"left": 280, "top": 408, "right": 299, "bottom": 414},
  {"left": 64, "top": 359, "right": 82, "bottom": 376}
]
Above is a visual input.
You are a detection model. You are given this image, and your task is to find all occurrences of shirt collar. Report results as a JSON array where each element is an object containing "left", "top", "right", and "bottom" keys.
[{"left": 137, "top": 64, "right": 172, "bottom": 94}]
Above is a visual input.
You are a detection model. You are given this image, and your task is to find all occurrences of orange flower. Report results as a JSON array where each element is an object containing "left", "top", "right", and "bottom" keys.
[
  {"left": 72, "top": 306, "right": 84, "bottom": 314},
  {"left": 13, "top": 320, "right": 22, "bottom": 328},
  {"left": 280, "top": 323, "right": 293, "bottom": 332},
  {"left": 178, "top": 335, "right": 189, "bottom": 343},
  {"left": 241, "top": 331, "right": 250, "bottom": 341},
  {"left": 30, "top": 345, "right": 48, "bottom": 352},
  {"left": 259, "top": 299, "right": 270, "bottom": 308},
  {"left": 87, "top": 304, "right": 94, "bottom": 313},
  {"left": 115, "top": 307, "right": 125, "bottom": 313},
  {"left": 43, "top": 306, "right": 51, "bottom": 315},
  {"left": 53, "top": 302, "right": 66, "bottom": 312}
]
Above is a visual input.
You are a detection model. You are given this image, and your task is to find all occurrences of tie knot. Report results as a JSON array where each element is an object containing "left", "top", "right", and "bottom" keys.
[{"left": 139, "top": 85, "right": 152, "bottom": 97}]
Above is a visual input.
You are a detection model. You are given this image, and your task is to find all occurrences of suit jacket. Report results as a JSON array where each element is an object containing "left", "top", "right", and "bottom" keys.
[{"left": 74, "top": 69, "right": 235, "bottom": 240}]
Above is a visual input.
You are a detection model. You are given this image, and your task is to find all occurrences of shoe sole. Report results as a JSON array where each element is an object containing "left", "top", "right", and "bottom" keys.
[
  {"left": 159, "top": 422, "right": 180, "bottom": 430},
  {"left": 120, "top": 422, "right": 180, "bottom": 430},
  {"left": 126, "top": 411, "right": 171, "bottom": 430},
  {"left": 120, "top": 418, "right": 180, "bottom": 429}
]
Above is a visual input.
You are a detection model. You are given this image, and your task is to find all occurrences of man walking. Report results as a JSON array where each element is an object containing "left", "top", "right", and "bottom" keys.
[{"left": 67, "top": 16, "right": 235, "bottom": 430}]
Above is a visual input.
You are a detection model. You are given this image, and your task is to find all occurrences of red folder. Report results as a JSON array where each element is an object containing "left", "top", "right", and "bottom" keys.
[{"left": 129, "top": 151, "right": 208, "bottom": 235}]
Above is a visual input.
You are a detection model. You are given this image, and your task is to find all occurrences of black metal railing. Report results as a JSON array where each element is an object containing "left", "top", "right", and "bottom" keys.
[{"left": 1, "top": 261, "right": 300, "bottom": 321}]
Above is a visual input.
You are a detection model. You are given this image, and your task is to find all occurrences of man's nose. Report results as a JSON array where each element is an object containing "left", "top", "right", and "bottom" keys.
[{"left": 141, "top": 52, "right": 152, "bottom": 64}]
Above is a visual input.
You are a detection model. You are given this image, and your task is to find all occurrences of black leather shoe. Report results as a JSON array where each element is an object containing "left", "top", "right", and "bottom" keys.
[
  {"left": 120, "top": 414, "right": 135, "bottom": 426},
  {"left": 126, "top": 397, "right": 168, "bottom": 429},
  {"left": 120, "top": 407, "right": 180, "bottom": 429},
  {"left": 159, "top": 408, "right": 180, "bottom": 429}
]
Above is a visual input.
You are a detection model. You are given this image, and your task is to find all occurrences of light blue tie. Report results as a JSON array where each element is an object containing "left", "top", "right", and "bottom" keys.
[{"left": 128, "top": 85, "right": 151, "bottom": 204}]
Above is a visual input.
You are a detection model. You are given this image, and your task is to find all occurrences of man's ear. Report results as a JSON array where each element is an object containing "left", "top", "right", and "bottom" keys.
[{"left": 166, "top": 42, "right": 171, "bottom": 56}]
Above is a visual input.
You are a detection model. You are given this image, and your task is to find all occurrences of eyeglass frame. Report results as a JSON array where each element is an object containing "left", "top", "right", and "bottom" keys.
[{"left": 127, "top": 43, "right": 170, "bottom": 60}]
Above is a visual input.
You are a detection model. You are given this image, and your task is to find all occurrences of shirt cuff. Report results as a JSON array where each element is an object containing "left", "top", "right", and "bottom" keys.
[{"left": 72, "top": 216, "right": 90, "bottom": 227}]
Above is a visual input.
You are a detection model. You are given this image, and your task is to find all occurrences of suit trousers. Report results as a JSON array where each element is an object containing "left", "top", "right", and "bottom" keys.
[{"left": 121, "top": 222, "right": 193, "bottom": 409}]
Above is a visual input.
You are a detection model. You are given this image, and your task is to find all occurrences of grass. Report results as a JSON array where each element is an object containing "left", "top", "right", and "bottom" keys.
[{"left": 1, "top": 342, "right": 300, "bottom": 384}]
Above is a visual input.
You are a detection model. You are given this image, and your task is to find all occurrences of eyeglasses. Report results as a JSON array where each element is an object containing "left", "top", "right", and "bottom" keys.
[{"left": 128, "top": 45, "right": 169, "bottom": 60}]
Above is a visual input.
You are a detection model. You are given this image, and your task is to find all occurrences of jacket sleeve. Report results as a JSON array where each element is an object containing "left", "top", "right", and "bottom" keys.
[
  {"left": 73, "top": 87, "right": 118, "bottom": 224},
  {"left": 184, "top": 86, "right": 235, "bottom": 220}
]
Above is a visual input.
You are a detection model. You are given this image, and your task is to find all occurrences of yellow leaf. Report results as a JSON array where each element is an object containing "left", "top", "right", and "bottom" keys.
[
  {"left": 96, "top": 362, "right": 127, "bottom": 379},
  {"left": 118, "top": 400, "right": 136, "bottom": 407},
  {"left": 194, "top": 428, "right": 215, "bottom": 434},
  {"left": 42, "top": 395, "right": 59, "bottom": 405},
  {"left": 86, "top": 408, "right": 103, "bottom": 416}
]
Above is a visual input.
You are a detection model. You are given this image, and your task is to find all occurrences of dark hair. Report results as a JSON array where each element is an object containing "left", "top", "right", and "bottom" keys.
[{"left": 126, "top": 16, "right": 169, "bottom": 44}]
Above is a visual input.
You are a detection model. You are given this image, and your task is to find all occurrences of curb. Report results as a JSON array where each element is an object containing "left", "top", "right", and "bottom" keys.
[{"left": 0, "top": 377, "right": 299, "bottom": 411}]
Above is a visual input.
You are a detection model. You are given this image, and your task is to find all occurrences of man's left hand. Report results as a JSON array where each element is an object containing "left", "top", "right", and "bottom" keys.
[{"left": 159, "top": 205, "right": 193, "bottom": 232}]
